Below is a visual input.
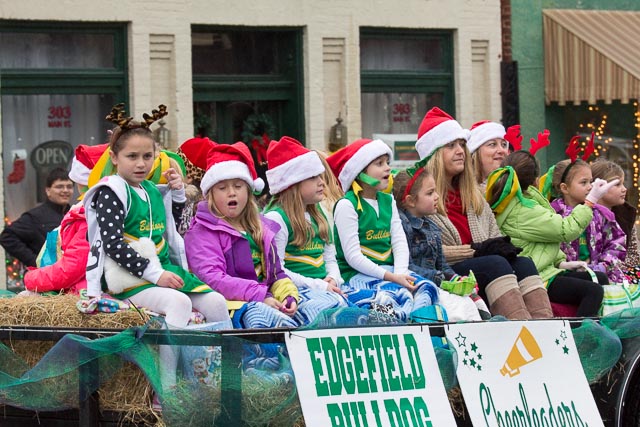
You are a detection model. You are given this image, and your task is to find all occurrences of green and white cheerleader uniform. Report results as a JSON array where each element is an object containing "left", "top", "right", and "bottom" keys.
[
  {"left": 333, "top": 190, "right": 437, "bottom": 321},
  {"left": 264, "top": 205, "right": 348, "bottom": 324}
]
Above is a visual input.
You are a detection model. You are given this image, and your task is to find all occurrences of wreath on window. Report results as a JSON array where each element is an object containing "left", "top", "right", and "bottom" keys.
[{"left": 241, "top": 113, "right": 275, "bottom": 166}]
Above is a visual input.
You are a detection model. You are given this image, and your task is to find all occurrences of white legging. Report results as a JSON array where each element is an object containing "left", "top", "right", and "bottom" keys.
[
  {"left": 127, "top": 287, "right": 229, "bottom": 326},
  {"left": 127, "top": 287, "right": 230, "bottom": 391}
]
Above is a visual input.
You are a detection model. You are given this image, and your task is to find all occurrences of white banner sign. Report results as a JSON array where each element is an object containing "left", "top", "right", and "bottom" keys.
[
  {"left": 446, "top": 320, "right": 604, "bottom": 427},
  {"left": 285, "top": 326, "right": 456, "bottom": 427}
]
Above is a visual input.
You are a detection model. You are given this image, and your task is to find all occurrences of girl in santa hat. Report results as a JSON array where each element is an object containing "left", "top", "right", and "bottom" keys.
[
  {"left": 414, "top": 107, "right": 553, "bottom": 319},
  {"left": 262, "top": 136, "right": 348, "bottom": 325},
  {"left": 184, "top": 142, "right": 301, "bottom": 329},
  {"left": 326, "top": 139, "right": 439, "bottom": 321}
]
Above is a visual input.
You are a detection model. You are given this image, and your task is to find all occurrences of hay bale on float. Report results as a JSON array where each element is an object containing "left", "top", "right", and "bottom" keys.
[{"left": 0, "top": 293, "right": 160, "bottom": 425}]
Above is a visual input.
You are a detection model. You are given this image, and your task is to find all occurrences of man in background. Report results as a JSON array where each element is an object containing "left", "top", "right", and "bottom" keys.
[{"left": 0, "top": 168, "right": 72, "bottom": 267}]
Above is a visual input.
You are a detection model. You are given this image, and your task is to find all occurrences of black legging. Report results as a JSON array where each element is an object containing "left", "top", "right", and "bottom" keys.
[
  {"left": 547, "top": 270, "right": 607, "bottom": 317},
  {"left": 452, "top": 255, "right": 538, "bottom": 300}
]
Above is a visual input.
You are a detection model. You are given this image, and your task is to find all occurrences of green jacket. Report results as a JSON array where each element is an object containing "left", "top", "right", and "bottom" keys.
[{"left": 494, "top": 186, "right": 593, "bottom": 284}]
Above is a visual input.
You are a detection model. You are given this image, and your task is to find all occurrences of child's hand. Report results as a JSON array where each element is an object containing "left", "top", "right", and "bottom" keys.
[
  {"left": 163, "top": 168, "right": 184, "bottom": 191},
  {"left": 324, "top": 277, "right": 345, "bottom": 295},
  {"left": 264, "top": 296, "right": 283, "bottom": 310},
  {"left": 586, "top": 178, "right": 620, "bottom": 204},
  {"left": 385, "top": 272, "right": 416, "bottom": 292},
  {"left": 280, "top": 296, "right": 298, "bottom": 317},
  {"left": 157, "top": 271, "right": 184, "bottom": 289}
]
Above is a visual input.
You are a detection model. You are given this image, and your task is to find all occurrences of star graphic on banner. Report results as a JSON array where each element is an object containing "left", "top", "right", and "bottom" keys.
[
  {"left": 464, "top": 349, "right": 469, "bottom": 357},
  {"left": 456, "top": 333, "right": 467, "bottom": 348},
  {"left": 470, "top": 358, "right": 476, "bottom": 367},
  {"left": 560, "top": 330, "right": 567, "bottom": 341},
  {"left": 471, "top": 342, "right": 478, "bottom": 352},
  {"left": 463, "top": 359, "right": 468, "bottom": 366},
  {"left": 477, "top": 365, "right": 482, "bottom": 372},
  {"left": 478, "top": 353, "right": 483, "bottom": 360},
  {"left": 555, "top": 338, "right": 560, "bottom": 345},
  {"left": 563, "top": 345, "right": 569, "bottom": 354}
]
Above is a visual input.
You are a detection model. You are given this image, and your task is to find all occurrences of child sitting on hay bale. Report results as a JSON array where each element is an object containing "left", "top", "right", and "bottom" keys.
[{"left": 83, "top": 104, "right": 230, "bottom": 397}]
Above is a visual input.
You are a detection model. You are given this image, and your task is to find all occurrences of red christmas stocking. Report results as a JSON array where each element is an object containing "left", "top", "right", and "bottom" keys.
[{"left": 8, "top": 158, "right": 25, "bottom": 184}]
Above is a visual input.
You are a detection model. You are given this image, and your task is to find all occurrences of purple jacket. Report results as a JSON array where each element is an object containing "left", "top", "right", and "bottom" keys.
[
  {"left": 551, "top": 198, "right": 627, "bottom": 283},
  {"left": 184, "top": 201, "right": 289, "bottom": 302}
]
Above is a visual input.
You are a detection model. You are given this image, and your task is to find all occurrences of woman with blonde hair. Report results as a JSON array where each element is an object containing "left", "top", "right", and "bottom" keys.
[{"left": 413, "top": 107, "right": 553, "bottom": 319}]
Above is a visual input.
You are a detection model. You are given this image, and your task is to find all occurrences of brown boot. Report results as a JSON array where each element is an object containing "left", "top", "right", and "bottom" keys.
[
  {"left": 485, "top": 274, "right": 531, "bottom": 320},
  {"left": 519, "top": 275, "right": 553, "bottom": 319}
]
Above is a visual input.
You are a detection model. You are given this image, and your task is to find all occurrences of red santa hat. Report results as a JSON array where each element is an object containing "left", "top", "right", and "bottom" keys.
[
  {"left": 200, "top": 142, "right": 265, "bottom": 195},
  {"left": 467, "top": 120, "right": 506, "bottom": 154},
  {"left": 415, "top": 107, "right": 469, "bottom": 161},
  {"left": 69, "top": 143, "right": 109, "bottom": 185},
  {"left": 326, "top": 139, "right": 392, "bottom": 192},
  {"left": 179, "top": 137, "right": 216, "bottom": 170},
  {"left": 265, "top": 136, "right": 325, "bottom": 195}
]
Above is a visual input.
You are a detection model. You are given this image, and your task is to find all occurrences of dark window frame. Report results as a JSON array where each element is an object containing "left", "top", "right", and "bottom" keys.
[
  {"left": 0, "top": 20, "right": 128, "bottom": 100},
  {"left": 360, "top": 28, "right": 455, "bottom": 114},
  {"left": 191, "top": 25, "right": 305, "bottom": 143}
]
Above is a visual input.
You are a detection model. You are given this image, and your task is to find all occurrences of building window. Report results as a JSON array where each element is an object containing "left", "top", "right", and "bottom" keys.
[
  {"left": 192, "top": 27, "right": 304, "bottom": 144},
  {"left": 0, "top": 21, "right": 127, "bottom": 288},
  {"left": 360, "top": 29, "right": 454, "bottom": 161},
  {"left": 0, "top": 32, "right": 115, "bottom": 69}
]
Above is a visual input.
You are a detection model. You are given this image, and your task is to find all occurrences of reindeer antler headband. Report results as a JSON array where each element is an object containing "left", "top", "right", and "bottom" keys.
[
  {"left": 559, "top": 131, "right": 595, "bottom": 184},
  {"left": 105, "top": 103, "right": 168, "bottom": 130}
]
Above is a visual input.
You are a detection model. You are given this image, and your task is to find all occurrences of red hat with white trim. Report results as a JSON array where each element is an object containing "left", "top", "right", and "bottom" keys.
[
  {"left": 326, "top": 138, "right": 392, "bottom": 192},
  {"left": 69, "top": 143, "right": 109, "bottom": 185},
  {"left": 415, "top": 107, "right": 469, "bottom": 161},
  {"left": 200, "top": 142, "right": 265, "bottom": 195},
  {"left": 179, "top": 137, "right": 217, "bottom": 171},
  {"left": 266, "top": 136, "right": 325, "bottom": 195},
  {"left": 467, "top": 120, "right": 506, "bottom": 154}
]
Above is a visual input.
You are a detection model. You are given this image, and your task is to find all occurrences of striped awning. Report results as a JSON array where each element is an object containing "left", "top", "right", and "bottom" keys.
[{"left": 543, "top": 9, "right": 640, "bottom": 105}]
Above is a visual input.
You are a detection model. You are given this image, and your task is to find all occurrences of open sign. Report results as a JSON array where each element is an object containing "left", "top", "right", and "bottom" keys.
[{"left": 30, "top": 140, "right": 74, "bottom": 169}]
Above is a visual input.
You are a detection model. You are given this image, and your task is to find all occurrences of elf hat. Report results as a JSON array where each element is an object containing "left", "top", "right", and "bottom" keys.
[
  {"left": 179, "top": 137, "right": 216, "bottom": 171},
  {"left": 415, "top": 107, "right": 469, "bottom": 161},
  {"left": 200, "top": 142, "right": 265, "bottom": 195},
  {"left": 326, "top": 138, "right": 392, "bottom": 192},
  {"left": 467, "top": 120, "right": 506, "bottom": 154},
  {"left": 266, "top": 136, "right": 325, "bottom": 195},
  {"left": 69, "top": 143, "right": 109, "bottom": 185}
]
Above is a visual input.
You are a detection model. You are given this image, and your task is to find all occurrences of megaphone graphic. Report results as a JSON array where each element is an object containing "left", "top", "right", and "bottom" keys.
[{"left": 500, "top": 326, "right": 542, "bottom": 377}]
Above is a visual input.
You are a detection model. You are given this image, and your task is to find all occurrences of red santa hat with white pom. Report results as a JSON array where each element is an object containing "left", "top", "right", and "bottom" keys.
[
  {"left": 200, "top": 142, "right": 265, "bottom": 195},
  {"left": 265, "top": 136, "right": 325, "bottom": 195},
  {"left": 415, "top": 107, "right": 469, "bottom": 161},
  {"left": 326, "top": 138, "right": 392, "bottom": 192},
  {"left": 467, "top": 120, "right": 506, "bottom": 154}
]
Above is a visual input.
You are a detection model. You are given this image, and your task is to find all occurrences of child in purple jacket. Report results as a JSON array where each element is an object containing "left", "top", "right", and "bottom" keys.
[
  {"left": 184, "top": 142, "right": 299, "bottom": 329},
  {"left": 551, "top": 158, "right": 626, "bottom": 283}
]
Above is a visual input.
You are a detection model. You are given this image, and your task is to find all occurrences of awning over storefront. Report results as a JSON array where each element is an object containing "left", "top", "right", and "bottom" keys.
[{"left": 543, "top": 9, "right": 640, "bottom": 105}]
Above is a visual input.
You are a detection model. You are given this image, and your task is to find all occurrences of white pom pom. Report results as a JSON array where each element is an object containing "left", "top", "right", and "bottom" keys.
[{"left": 254, "top": 177, "right": 265, "bottom": 193}]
